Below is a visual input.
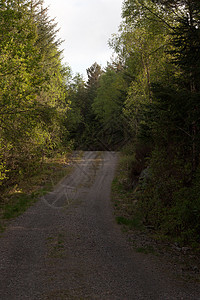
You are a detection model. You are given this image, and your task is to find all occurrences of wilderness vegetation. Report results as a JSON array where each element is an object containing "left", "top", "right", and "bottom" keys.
[
  {"left": 0, "top": 0, "right": 72, "bottom": 223},
  {"left": 1, "top": 0, "right": 200, "bottom": 246},
  {"left": 0, "top": 0, "right": 71, "bottom": 185},
  {"left": 67, "top": 0, "right": 200, "bottom": 247}
]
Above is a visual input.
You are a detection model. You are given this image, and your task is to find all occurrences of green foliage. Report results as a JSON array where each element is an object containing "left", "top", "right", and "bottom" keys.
[
  {"left": 109, "top": 0, "right": 200, "bottom": 247},
  {"left": 136, "top": 246, "right": 156, "bottom": 254},
  {"left": 93, "top": 69, "right": 126, "bottom": 124},
  {"left": 86, "top": 62, "right": 102, "bottom": 90},
  {"left": 116, "top": 215, "right": 142, "bottom": 230},
  {"left": 86, "top": 62, "right": 102, "bottom": 110},
  {"left": 2, "top": 193, "right": 37, "bottom": 220},
  {"left": 91, "top": 67, "right": 127, "bottom": 148},
  {"left": 66, "top": 73, "right": 87, "bottom": 143},
  {"left": 109, "top": 0, "right": 172, "bottom": 141},
  {"left": 67, "top": 61, "right": 129, "bottom": 150},
  {"left": 0, "top": 0, "right": 70, "bottom": 187},
  {"left": 0, "top": 152, "right": 73, "bottom": 230},
  {"left": 137, "top": 159, "right": 200, "bottom": 245}
]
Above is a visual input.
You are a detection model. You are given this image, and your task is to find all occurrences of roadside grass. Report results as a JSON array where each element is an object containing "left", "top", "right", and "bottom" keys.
[
  {"left": 116, "top": 215, "right": 143, "bottom": 230},
  {"left": 136, "top": 246, "right": 156, "bottom": 255},
  {"left": 0, "top": 153, "right": 75, "bottom": 232},
  {"left": 112, "top": 153, "right": 144, "bottom": 233},
  {"left": 112, "top": 150, "right": 200, "bottom": 282},
  {"left": 112, "top": 151, "right": 160, "bottom": 257},
  {"left": 113, "top": 151, "right": 200, "bottom": 251}
]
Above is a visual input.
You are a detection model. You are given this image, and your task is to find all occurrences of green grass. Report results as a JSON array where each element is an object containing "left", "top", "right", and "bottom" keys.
[
  {"left": 0, "top": 152, "right": 75, "bottom": 232},
  {"left": 116, "top": 216, "right": 143, "bottom": 230},
  {"left": 112, "top": 152, "right": 144, "bottom": 232},
  {"left": 3, "top": 193, "right": 37, "bottom": 220},
  {"left": 136, "top": 246, "right": 156, "bottom": 255}
]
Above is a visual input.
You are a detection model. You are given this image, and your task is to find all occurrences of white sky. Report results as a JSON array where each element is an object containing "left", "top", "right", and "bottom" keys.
[{"left": 44, "top": 0, "right": 123, "bottom": 78}]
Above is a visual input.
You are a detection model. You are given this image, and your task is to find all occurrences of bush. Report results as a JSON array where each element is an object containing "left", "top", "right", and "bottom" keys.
[{"left": 137, "top": 146, "right": 200, "bottom": 246}]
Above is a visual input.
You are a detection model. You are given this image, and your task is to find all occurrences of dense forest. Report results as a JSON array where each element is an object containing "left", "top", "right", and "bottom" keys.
[
  {"left": 0, "top": 0, "right": 71, "bottom": 185},
  {"left": 1, "top": 0, "right": 200, "bottom": 245}
]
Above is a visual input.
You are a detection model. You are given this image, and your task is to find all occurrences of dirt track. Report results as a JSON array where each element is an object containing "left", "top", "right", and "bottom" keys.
[{"left": 0, "top": 151, "right": 200, "bottom": 299}]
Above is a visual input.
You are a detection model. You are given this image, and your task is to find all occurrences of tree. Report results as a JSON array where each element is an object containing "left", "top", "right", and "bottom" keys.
[
  {"left": 0, "top": 0, "right": 42, "bottom": 175},
  {"left": 86, "top": 62, "right": 102, "bottom": 89},
  {"left": 65, "top": 73, "right": 87, "bottom": 146},
  {"left": 131, "top": 0, "right": 200, "bottom": 242},
  {"left": 149, "top": 0, "right": 200, "bottom": 170},
  {"left": 0, "top": 0, "right": 69, "bottom": 185},
  {"left": 85, "top": 62, "right": 103, "bottom": 112},
  {"left": 92, "top": 67, "right": 127, "bottom": 149},
  {"left": 109, "top": 0, "right": 172, "bottom": 139},
  {"left": 93, "top": 69, "right": 125, "bottom": 122}
]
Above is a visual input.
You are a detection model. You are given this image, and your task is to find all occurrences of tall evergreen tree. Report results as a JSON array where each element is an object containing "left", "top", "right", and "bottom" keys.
[{"left": 0, "top": 0, "right": 69, "bottom": 185}]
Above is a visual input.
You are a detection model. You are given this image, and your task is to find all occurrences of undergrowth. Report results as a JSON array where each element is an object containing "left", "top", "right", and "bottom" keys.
[
  {"left": 0, "top": 152, "right": 74, "bottom": 232},
  {"left": 112, "top": 149, "right": 144, "bottom": 233},
  {"left": 112, "top": 142, "right": 200, "bottom": 251}
]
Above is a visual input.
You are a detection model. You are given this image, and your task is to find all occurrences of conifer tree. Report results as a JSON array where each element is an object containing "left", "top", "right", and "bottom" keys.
[{"left": 0, "top": 0, "right": 69, "bottom": 185}]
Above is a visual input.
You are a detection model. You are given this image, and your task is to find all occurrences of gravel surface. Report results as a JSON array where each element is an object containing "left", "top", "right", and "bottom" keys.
[{"left": 0, "top": 151, "right": 200, "bottom": 299}]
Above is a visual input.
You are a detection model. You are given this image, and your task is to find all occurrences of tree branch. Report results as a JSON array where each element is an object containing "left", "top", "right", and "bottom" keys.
[{"left": 139, "top": 1, "right": 174, "bottom": 30}]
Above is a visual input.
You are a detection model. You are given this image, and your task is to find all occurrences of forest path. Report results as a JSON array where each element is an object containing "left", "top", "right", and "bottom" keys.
[{"left": 0, "top": 151, "right": 200, "bottom": 299}]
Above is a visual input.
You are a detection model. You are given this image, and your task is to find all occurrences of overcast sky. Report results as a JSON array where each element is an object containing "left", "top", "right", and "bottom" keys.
[{"left": 44, "top": 0, "right": 123, "bottom": 78}]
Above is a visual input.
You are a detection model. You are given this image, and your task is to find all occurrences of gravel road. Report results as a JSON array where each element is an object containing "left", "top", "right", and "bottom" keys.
[{"left": 0, "top": 151, "right": 200, "bottom": 299}]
